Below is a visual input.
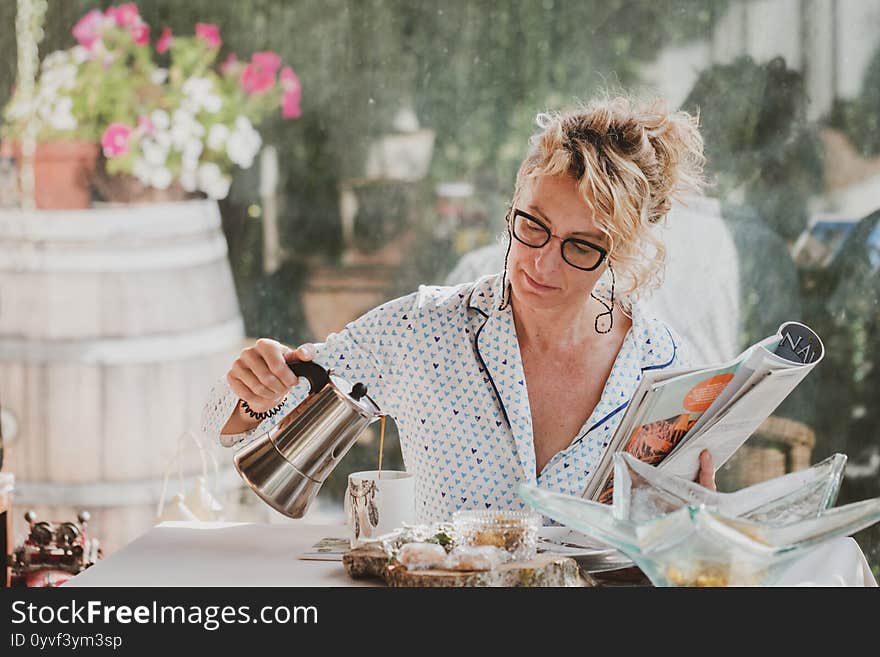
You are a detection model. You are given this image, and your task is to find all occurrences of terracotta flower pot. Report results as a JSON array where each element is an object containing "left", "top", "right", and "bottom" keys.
[{"left": 13, "top": 141, "right": 99, "bottom": 209}]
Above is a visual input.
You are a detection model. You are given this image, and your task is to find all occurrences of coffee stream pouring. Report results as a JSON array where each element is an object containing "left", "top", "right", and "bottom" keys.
[{"left": 233, "top": 361, "right": 383, "bottom": 518}]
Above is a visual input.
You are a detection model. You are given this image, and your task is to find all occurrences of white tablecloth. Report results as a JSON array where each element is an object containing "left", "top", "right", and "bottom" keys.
[
  {"left": 773, "top": 536, "right": 877, "bottom": 586},
  {"left": 64, "top": 521, "right": 375, "bottom": 587},
  {"left": 63, "top": 521, "right": 877, "bottom": 587}
]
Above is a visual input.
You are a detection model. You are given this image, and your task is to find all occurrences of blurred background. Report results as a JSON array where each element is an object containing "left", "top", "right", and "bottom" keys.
[{"left": 0, "top": 0, "right": 878, "bottom": 581}]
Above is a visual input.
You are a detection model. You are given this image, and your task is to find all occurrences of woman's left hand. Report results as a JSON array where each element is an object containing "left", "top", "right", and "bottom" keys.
[{"left": 695, "top": 449, "right": 716, "bottom": 491}]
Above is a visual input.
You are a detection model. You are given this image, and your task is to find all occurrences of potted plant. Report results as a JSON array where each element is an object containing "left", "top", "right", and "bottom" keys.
[{"left": 2, "top": 2, "right": 302, "bottom": 207}]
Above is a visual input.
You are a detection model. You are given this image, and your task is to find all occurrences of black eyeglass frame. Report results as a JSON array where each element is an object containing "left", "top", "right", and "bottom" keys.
[{"left": 509, "top": 208, "right": 608, "bottom": 271}]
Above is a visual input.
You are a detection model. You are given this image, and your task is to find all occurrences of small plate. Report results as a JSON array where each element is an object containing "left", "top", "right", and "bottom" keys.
[{"left": 537, "top": 526, "right": 634, "bottom": 573}]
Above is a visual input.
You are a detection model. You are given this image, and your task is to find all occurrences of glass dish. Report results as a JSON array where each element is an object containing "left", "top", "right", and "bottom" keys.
[
  {"left": 537, "top": 525, "right": 635, "bottom": 573},
  {"left": 518, "top": 452, "right": 880, "bottom": 586},
  {"left": 614, "top": 452, "right": 847, "bottom": 524},
  {"left": 452, "top": 509, "right": 540, "bottom": 562}
]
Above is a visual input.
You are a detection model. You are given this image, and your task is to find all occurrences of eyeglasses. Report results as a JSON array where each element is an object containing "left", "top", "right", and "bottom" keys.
[{"left": 510, "top": 208, "right": 608, "bottom": 271}]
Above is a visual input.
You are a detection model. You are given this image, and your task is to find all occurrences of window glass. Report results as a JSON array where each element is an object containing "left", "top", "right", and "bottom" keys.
[{"left": 0, "top": 1, "right": 877, "bottom": 577}]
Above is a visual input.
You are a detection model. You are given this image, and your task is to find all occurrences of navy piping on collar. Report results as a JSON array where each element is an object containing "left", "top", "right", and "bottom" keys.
[
  {"left": 465, "top": 279, "right": 678, "bottom": 442},
  {"left": 579, "top": 401, "right": 629, "bottom": 441},
  {"left": 642, "top": 325, "right": 678, "bottom": 371},
  {"left": 471, "top": 305, "right": 512, "bottom": 429},
  {"left": 573, "top": 325, "right": 679, "bottom": 444}
]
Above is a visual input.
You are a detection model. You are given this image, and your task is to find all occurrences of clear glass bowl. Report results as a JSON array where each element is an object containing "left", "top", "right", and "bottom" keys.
[
  {"left": 452, "top": 509, "right": 541, "bottom": 562},
  {"left": 518, "top": 452, "right": 880, "bottom": 586}
]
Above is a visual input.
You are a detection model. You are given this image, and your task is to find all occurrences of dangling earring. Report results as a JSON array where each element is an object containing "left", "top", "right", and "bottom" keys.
[
  {"left": 590, "top": 263, "right": 615, "bottom": 334},
  {"left": 498, "top": 209, "right": 513, "bottom": 311}
]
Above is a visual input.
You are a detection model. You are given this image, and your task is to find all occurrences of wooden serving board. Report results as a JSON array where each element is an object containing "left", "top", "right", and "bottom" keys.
[{"left": 342, "top": 544, "right": 589, "bottom": 587}]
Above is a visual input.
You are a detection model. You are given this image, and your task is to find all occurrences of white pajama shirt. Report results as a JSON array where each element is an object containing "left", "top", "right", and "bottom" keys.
[{"left": 200, "top": 273, "right": 685, "bottom": 522}]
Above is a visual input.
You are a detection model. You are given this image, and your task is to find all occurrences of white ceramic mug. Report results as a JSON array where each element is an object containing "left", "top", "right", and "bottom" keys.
[{"left": 345, "top": 470, "right": 415, "bottom": 548}]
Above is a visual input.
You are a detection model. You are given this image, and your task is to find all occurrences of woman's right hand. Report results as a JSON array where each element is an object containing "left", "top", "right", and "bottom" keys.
[{"left": 226, "top": 339, "right": 316, "bottom": 413}]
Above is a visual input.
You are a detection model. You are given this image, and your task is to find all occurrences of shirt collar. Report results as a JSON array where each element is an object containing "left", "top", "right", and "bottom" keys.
[
  {"left": 466, "top": 273, "right": 679, "bottom": 481},
  {"left": 466, "top": 273, "right": 677, "bottom": 372}
]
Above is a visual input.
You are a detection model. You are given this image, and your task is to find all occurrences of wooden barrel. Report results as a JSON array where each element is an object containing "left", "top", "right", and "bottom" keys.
[{"left": 0, "top": 200, "right": 245, "bottom": 553}]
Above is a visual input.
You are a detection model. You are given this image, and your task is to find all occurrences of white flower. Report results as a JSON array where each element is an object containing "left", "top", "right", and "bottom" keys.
[
  {"left": 151, "top": 110, "right": 171, "bottom": 131},
  {"left": 42, "top": 50, "right": 70, "bottom": 70},
  {"left": 141, "top": 139, "right": 168, "bottom": 167},
  {"left": 153, "top": 129, "right": 172, "bottom": 150},
  {"left": 207, "top": 123, "right": 230, "bottom": 151},
  {"left": 132, "top": 159, "right": 153, "bottom": 185},
  {"left": 170, "top": 109, "right": 204, "bottom": 149},
  {"left": 37, "top": 96, "right": 76, "bottom": 132},
  {"left": 132, "top": 156, "right": 172, "bottom": 191},
  {"left": 55, "top": 65, "right": 78, "bottom": 89},
  {"left": 48, "top": 112, "right": 76, "bottom": 132},
  {"left": 198, "top": 162, "right": 231, "bottom": 200},
  {"left": 180, "top": 166, "right": 198, "bottom": 193},
  {"left": 226, "top": 116, "right": 261, "bottom": 169},
  {"left": 36, "top": 62, "right": 77, "bottom": 100},
  {"left": 151, "top": 68, "right": 168, "bottom": 85},
  {"left": 91, "top": 40, "right": 109, "bottom": 59},
  {"left": 234, "top": 116, "right": 254, "bottom": 133},
  {"left": 206, "top": 176, "right": 231, "bottom": 200},
  {"left": 182, "top": 76, "right": 222, "bottom": 114},
  {"left": 181, "top": 96, "right": 200, "bottom": 115},
  {"left": 70, "top": 46, "right": 89, "bottom": 64},
  {"left": 202, "top": 94, "right": 222, "bottom": 113},
  {"left": 182, "top": 76, "right": 211, "bottom": 97},
  {"left": 197, "top": 161, "right": 221, "bottom": 186},
  {"left": 182, "top": 138, "right": 203, "bottom": 169},
  {"left": 170, "top": 108, "right": 194, "bottom": 142},
  {"left": 47, "top": 97, "right": 77, "bottom": 131},
  {"left": 149, "top": 167, "right": 173, "bottom": 190}
]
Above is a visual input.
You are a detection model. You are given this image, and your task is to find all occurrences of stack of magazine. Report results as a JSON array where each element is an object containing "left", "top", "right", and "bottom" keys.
[{"left": 583, "top": 321, "right": 825, "bottom": 503}]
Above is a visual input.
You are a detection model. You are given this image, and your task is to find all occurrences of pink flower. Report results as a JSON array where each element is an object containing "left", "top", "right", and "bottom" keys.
[
  {"left": 239, "top": 63, "right": 275, "bottom": 95},
  {"left": 238, "top": 52, "right": 285, "bottom": 95},
  {"left": 105, "top": 3, "right": 140, "bottom": 27},
  {"left": 251, "top": 52, "right": 282, "bottom": 75},
  {"left": 280, "top": 67, "right": 302, "bottom": 119},
  {"left": 195, "top": 23, "right": 221, "bottom": 49},
  {"left": 281, "top": 90, "right": 301, "bottom": 119},
  {"left": 281, "top": 66, "right": 302, "bottom": 119},
  {"left": 101, "top": 123, "right": 133, "bottom": 158},
  {"left": 156, "top": 27, "right": 173, "bottom": 54},
  {"left": 219, "top": 53, "right": 239, "bottom": 76},
  {"left": 280, "top": 66, "right": 300, "bottom": 93},
  {"left": 129, "top": 22, "right": 150, "bottom": 46},
  {"left": 72, "top": 9, "right": 104, "bottom": 50},
  {"left": 137, "top": 115, "right": 154, "bottom": 135}
]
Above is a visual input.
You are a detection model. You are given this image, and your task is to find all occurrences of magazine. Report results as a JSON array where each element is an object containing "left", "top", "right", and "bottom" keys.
[
  {"left": 296, "top": 537, "right": 350, "bottom": 561},
  {"left": 582, "top": 321, "right": 825, "bottom": 503}
]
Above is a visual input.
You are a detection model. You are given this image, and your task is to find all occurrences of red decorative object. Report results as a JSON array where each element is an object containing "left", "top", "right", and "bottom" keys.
[{"left": 10, "top": 510, "right": 101, "bottom": 587}]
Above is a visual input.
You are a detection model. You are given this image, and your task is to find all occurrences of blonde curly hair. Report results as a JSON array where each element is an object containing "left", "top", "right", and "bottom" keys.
[{"left": 510, "top": 95, "right": 706, "bottom": 308}]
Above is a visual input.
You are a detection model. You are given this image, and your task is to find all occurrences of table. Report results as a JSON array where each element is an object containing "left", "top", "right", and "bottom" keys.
[
  {"left": 64, "top": 521, "right": 374, "bottom": 587},
  {"left": 63, "top": 521, "right": 877, "bottom": 587}
]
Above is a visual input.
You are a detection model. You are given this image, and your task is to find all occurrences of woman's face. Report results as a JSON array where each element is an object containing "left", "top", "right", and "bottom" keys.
[{"left": 507, "top": 173, "right": 609, "bottom": 312}]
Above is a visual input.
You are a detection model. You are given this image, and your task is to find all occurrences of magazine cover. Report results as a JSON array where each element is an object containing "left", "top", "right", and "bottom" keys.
[{"left": 588, "top": 323, "right": 824, "bottom": 504}]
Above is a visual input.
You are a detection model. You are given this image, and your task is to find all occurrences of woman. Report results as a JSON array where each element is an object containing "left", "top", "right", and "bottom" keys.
[{"left": 201, "top": 96, "right": 716, "bottom": 520}]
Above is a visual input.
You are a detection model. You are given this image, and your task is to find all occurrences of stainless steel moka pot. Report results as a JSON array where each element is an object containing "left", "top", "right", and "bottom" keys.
[{"left": 233, "top": 361, "right": 382, "bottom": 518}]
